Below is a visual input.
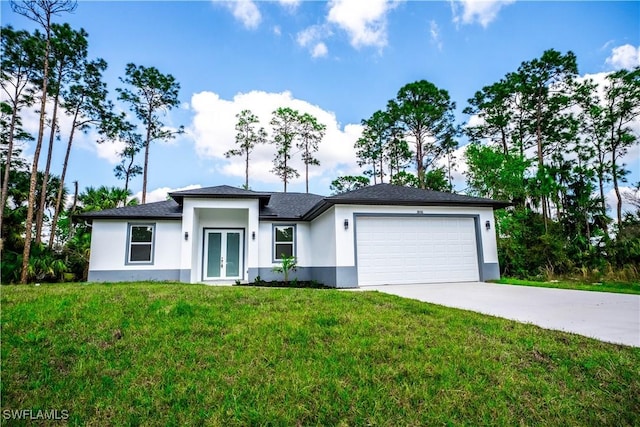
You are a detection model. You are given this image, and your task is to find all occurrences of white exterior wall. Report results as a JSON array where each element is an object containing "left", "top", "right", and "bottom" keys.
[
  {"left": 179, "top": 198, "right": 260, "bottom": 283},
  {"left": 309, "top": 207, "right": 337, "bottom": 267},
  {"left": 88, "top": 219, "right": 182, "bottom": 271},
  {"left": 332, "top": 204, "right": 499, "bottom": 267},
  {"left": 478, "top": 208, "right": 499, "bottom": 263}
]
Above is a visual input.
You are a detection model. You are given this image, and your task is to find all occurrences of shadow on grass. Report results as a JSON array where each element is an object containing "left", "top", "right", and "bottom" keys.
[{"left": 235, "top": 279, "right": 332, "bottom": 289}]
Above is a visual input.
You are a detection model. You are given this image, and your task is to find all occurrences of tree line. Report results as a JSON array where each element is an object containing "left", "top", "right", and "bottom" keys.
[
  {"left": 332, "top": 49, "right": 639, "bottom": 280},
  {"left": 226, "top": 107, "right": 326, "bottom": 193},
  {"left": 2, "top": 0, "right": 182, "bottom": 283},
  {"left": 332, "top": 80, "right": 457, "bottom": 194}
]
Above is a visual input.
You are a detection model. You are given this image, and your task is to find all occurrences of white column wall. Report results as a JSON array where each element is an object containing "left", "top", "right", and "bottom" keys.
[
  {"left": 295, "top": 223, "right": 311, "bottom": 266},
  {"left": 180, "top": 198, "right": 259, "bottom": 283},
  {"left": 478, "top": 207, "right": 499, "bottom": 263},
  {"left": 309, "top": 207, "right": 337, "bottom": 267}
]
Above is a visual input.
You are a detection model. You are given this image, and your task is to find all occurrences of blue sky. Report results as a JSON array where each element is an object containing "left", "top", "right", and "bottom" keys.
[{"left": 2, "top": 0, "right": 639, "bottom": 201}]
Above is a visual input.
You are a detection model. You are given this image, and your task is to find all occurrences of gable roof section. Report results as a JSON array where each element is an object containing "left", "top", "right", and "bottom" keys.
[
  {"left": 76, "top": 200, "right": 182, "bottom": 220},
  {"left": 303, "top": 184, "right": 510, "bottom": 219},
  {"left": 260, "top": 192, "right": 325, "bottom": 220},
  {"left": 169, "top": 185, "right": 271, "bottom": 205}
]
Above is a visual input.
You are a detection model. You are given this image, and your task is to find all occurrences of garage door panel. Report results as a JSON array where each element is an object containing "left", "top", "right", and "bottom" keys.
[{"left": 356, "top": 217, "right": 480, "bottom": 286}]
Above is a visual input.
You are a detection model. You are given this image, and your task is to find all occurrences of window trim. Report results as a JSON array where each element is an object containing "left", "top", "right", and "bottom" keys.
[
  {"left": 272, "top": 224, "right": 296, "bottom": 262},
  {"left": 125, "top": 223, "right": 156, "bottom": 265}
]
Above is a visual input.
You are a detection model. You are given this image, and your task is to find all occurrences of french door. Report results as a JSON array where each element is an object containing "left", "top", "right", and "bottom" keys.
[{"left": 203, "top": 229, "right": 244, "bottom": 280}]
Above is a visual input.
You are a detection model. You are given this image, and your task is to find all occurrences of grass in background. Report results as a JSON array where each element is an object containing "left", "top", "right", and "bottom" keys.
[
  {"left": 495, "top": 277, "right": 640, "bottom": 295},
  {"left": 2, "top": 283, "right": 639, "bottom": 426}
]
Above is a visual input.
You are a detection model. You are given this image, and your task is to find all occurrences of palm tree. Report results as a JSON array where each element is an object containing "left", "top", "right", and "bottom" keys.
[{"left": 77, "top": 186, "right": 137, "bottom": 212}]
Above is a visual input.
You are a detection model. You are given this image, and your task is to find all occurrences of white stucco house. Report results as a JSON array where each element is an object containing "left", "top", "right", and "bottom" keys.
[{"left": 78, "top": 184, "right": 509, "bottom": 288}]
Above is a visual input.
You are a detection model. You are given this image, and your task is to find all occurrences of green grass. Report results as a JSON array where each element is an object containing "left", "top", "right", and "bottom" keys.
[
  {"left": 495, "top": 277, "right": 640, "bottom": 295},
  {"left": 2, "top": 283, "right": 639, "bottom": 426}
]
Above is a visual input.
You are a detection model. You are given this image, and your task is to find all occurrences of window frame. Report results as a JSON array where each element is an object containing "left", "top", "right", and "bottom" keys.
[
  {"left": 272, "top": 224, "right": 296, "bottom": 262},
  {"left": 125, "top": 223, "right": 156, "bottom": 265}
]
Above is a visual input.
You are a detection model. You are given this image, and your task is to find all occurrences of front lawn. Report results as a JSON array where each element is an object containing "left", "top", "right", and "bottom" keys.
[
  {"left": 2, "top": 283, "right": 639, "bottom": 425},
  {"left": 495, "top": 277, "right": 640, "bottom": 295}
]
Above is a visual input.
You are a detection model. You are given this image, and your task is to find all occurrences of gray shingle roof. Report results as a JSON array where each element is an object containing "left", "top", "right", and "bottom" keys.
[
  {"left": 77, "top": 183, "right": 509, "bottom": 222},
  {"left": 260, "top": 192, "right": 325, "bottom": 220},
  {"left": 169, "top": 185, "right": 271, "bottom": 205},
  {"left": 303, "top": 184, "right": 510, "bottom": 219},
  {"left": 330, "top": 183, "right": 508, "bottom": 205},
  {"left": 76, "top": 200, "right": 182, "bottom": 220}
]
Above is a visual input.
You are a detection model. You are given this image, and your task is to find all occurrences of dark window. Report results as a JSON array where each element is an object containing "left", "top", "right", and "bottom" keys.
[
  {"left": 274, "top": 225, "right": 295, "bottom": 261},
  {"left": 128, "top": 224, "right": 154, "bottom": 264}
]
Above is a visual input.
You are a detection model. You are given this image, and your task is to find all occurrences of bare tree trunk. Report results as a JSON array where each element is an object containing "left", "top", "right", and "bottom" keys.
[
  {"left": 0, "top": 111, "right": 18, "bottom": 238},
  {"left": 245, "top": 150, "right": 249, "bottom": 189},
  {"left": 500, "top": 127, "right": 508, "bottom": 155},
  {"left": 36, "top": 90, "right": 62, "bottom": 244},
  {"left": 124, "top": 166, "right": 131, "bottom": 195},
  {"left": 415, "top": 133, "right": 424, "bottom": 189},
  {"left": 283, "top": 155, "right": 288, "bottom": 193},
  {"left": 585, "top": 209, "right": 591, "bottom": 242},
  {"left": 141, "top": 141, "right": 150, "bottom": 203},
  {"left": 69, "top": 180, "right": 78, "bottom": 241},
  {"left": 141, "top": 111, "right": 153, "bottom": 204},
  {"left": 536, "top": 101, "right": 548, "bottom": 232},
  {"left": 372, "top": 160, "right": 377, "bottom": 185},
  {"left": 598, "top": 170, "right": 606, "bottom": 212},
  {"left": 447, "top": 151, "right": 453, "bottom": 190},
  {"left": 612, "top": 153, "right": 623, "bottom": 225},
  {"left": 49, "top": 106, "right": 80, "bottom": 248},
  {"left": 21, "top": 31, "right": 52, "bottom": 284}
]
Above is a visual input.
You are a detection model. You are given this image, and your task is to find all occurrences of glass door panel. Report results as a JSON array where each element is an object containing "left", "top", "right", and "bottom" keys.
[
  {"left": 225, "top": 232, "right": 241, "bottom": 277},
  {"left": 206, "top": 232, "right": 222, "bottom": 278}
]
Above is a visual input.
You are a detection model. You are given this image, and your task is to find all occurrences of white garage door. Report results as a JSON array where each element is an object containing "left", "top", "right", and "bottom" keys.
[{"left": 356, "top": 216, "right": 480, "bottom": 285}]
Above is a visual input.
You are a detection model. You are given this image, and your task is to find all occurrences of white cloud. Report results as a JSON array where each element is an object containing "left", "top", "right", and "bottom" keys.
[
  {"left": 465, "top": 113, "right": 485, "bottom": 129},
  {"left": 295, "top": 0, "right": 399, "bottom": 58},
  {"left": 296, "top": 25, "right": 331, "bottom": 58},
  {"left": 278, "top": 0, "right": 300, "bottom": 11},
  {"left": 429, "top": 20, "right": 442, "bottom": 51},
  {"left": 273, "top": 25, "right": 281, "bottom": 36},
  {"left": 93, "top": 138, "right": 125, "bottom": 165},
  {"left": 605, "top": 44, "right": 640, "bottom": 70},
  {"left": 326, "top": 0, "right": 399, "bottom": 50},
  {"left": 606, "top": 186, "right": 639, "bottom": 217},
  {"left": 134, "top": 184, "right": 202, "bottom": 204},
  {"left": 216, "top": 0, "right": 261, "bottom": 29},
  {"left": 451, "top": 0, "right": 515, "bottom": 28},
  {"left": 296, "top": 25, "right": 325, "bottom": 47},
  {"left": 312, "top": 42, "right": 329, "bottom": 58},
  {"left": 189, "top": 90, "right": 362, "bottom": 188}
]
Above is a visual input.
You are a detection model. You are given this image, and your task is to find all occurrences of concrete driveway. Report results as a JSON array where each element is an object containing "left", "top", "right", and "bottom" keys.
[{"left": 360, "top": 282, "right": 640, "bottom": 347}]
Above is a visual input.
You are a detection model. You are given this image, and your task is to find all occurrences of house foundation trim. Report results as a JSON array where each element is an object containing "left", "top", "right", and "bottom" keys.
[{"left": 88, "top": 269, "right": 181, "bottom": 282}]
